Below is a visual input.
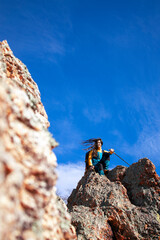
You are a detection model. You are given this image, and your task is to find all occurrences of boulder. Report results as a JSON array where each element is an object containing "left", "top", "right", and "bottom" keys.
[{"left": 68, "top": 159, "right": 160, "bottom": 239}]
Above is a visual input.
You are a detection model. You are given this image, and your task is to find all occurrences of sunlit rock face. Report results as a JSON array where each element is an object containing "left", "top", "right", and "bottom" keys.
[
  {"left": 0, "top": 40, "right": 76, "bottom": 240},
  {"left": 68, "top": 158, "right": 160, "bottom": 240}
]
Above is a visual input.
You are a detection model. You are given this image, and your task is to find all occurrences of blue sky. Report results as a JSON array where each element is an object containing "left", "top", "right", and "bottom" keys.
[{"left": 1, "top": 0, "right": 160, "bottom": 198}]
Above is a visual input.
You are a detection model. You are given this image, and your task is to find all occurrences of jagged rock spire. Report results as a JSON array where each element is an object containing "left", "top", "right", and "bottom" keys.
[{"left": 0, "top": 40, "right": 76, "bottom": 240}]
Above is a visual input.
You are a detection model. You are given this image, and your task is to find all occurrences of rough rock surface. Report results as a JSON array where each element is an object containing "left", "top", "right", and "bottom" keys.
[
  {"left": 56, "top": 196, "right": 77, "bottom": 240},
  {"left": 68, "top": 158, "right": 160, "bottom": 240},
  {"left": 0, "top": 40, "right": 76, "bottom": 240}
]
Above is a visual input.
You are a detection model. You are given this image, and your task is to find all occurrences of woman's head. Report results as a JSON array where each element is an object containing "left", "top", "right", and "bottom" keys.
[
  {"left": 82, "top": 138, "right": 103, "bottom": 151},
  {"left": 95, "top": 138, "right": 103, "bottom": 149}
]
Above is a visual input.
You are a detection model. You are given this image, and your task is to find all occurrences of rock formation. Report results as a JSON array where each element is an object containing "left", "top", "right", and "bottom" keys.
[
  {"left": 68, "top": 158, "right": 160, "bottom": 239},
  {"left": 1, "top": 39, "right": 160, "bottom": 240},
  {"left": 0, "top": 40, "right": 76, "bottom": 240}
]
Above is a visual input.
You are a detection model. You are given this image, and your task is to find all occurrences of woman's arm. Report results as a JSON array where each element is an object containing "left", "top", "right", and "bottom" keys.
[{"left": 88, "top": 150, "right": 93, "bottom": 166}]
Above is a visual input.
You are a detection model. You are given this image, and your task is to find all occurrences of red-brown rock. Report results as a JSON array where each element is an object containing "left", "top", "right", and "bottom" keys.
[
  {"left": 0, "top": 40, "right": 76, "bottom": 240},
  {"left": 68, "top": 159, "right": 160, "bottom": 239}
]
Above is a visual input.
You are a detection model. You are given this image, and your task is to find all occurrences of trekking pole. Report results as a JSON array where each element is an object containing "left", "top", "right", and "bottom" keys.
[{"left": 113, "top": 152, "right": 131, "bottom": 166}]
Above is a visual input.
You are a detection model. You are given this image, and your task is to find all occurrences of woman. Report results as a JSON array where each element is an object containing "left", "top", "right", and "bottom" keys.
[{"left": 82, "top": 138, "right": 114, "bottom": 175}]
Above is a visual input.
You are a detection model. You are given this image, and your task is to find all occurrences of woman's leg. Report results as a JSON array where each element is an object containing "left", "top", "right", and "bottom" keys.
[
  {"left": 95, "top": 163, "right": 105, "bottom": 175},
  {"left": 101, "top": 155, "right": 110, "bottom": 171}
]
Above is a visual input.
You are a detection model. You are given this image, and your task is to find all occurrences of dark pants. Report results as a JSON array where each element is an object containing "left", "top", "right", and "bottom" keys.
[
  {"left": 94, "top": 162, "right": 105, "bottom": 175},
  {"left": 95, "top": 158, "right": 110, "bottom": 175}
]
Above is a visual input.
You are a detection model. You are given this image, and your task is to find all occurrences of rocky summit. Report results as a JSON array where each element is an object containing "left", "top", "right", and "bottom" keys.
[{"left": 68, "top": 158, "right": 160, "bottom": 240}]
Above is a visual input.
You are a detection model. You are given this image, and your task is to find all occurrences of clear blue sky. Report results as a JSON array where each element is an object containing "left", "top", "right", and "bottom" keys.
[{"left": 1, "top": 0, "right": 160, "bottom": 196}]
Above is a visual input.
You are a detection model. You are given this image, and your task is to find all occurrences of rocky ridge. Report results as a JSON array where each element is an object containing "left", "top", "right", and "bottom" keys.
[
  {"left": 68, "top": 158, "right": 160, "bottom": 240},
  {"left": 0, "top": 40, "right": 76, "bottom": 240}
]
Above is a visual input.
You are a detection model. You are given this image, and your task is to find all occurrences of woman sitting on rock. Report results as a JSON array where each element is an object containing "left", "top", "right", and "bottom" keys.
[{"left": 82, "top": 138, "right": 114, "bottom": 175}]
